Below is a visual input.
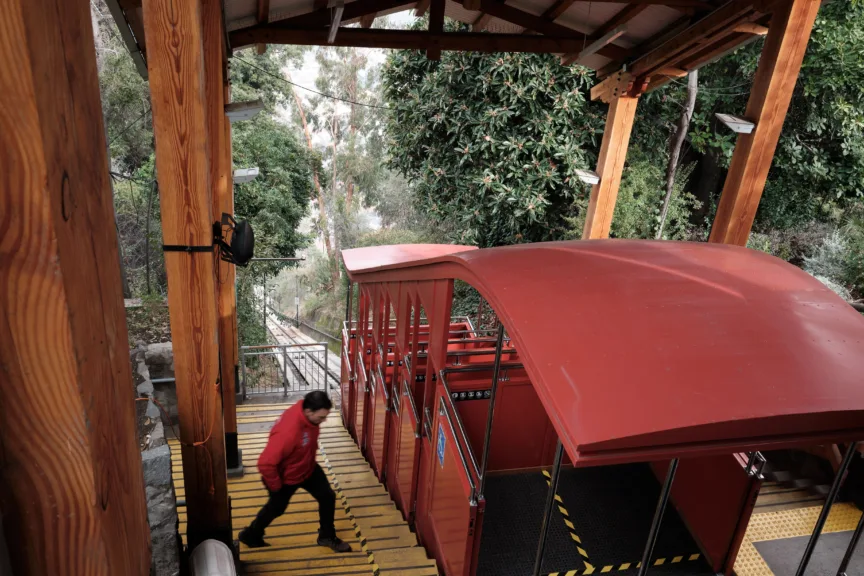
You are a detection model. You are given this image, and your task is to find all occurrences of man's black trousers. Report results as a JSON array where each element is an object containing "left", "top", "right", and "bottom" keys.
[{"left": 247, "top": 464, "right": 336, "bottom": 539}]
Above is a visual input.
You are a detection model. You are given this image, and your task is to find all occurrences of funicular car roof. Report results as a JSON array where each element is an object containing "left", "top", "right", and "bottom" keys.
[{"left": 343, "top": 241, "right": 864, "bottom": 465}]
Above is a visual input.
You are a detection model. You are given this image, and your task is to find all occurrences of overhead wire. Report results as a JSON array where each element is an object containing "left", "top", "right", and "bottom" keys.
[
  {"left": 109, "top": 106, "right": 152, "bottom": 145},
  {"left": 234, "top": 56, "right": 390, "bottom": 110}
]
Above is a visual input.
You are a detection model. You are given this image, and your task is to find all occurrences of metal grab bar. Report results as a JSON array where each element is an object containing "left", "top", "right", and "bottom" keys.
[
  {"left": 375, "top": 364, "right": 390, "bottom": 404},
  {"left": 438, "top": 372, "right": 482, "bottom": 482},
  {"left": 423, "top": 407, "right": 433, "bottom": 442},
  {"left": 441, "top": 362, "right": 524, "bottom": 375},
  {"left": 403, "top": 379, "right": 421, "bottom": 438},
  {"left": 440, "top": 400, "right": 477, "bottom": 505}
]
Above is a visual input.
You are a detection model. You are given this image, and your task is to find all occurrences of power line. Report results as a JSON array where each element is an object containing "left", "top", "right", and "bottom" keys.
[
  {"left": 109, "top": 106, "right": 151, "bottom": 145},
  {"left": 234, "top": 57, "right": 390, "bottom": 110}
]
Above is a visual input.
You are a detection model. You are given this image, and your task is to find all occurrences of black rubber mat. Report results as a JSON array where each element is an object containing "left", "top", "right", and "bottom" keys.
[
  {"left": 477, "top": 464, "right": 715, "bottom": 576},
  {"left": 754, "top": 531, "right": 864, "bottom": 576}
]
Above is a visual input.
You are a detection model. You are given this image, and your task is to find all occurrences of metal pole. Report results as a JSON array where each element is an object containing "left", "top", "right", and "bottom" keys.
[
  {"left": 796, "top": 442, "right": 859, "bottom": 576},
  {"left": 240, "top": 352, "right": 247, "bottom": 399},
  {"left": 324, "top": 345, "right": 330, "bottom": 393},
  {"left": 836, "top": 487, "right": 864, "bottom": 576},
  {"left": 638, "top": 458, "right": 679, "bottom": 576},
  {"left": 532, "top": 441, "right": 564, "bottom": 576},
  {"left": 295, "top": 275, "right": 300, "bottom": 328},
  {"left": 345, "top": 281, "right": 353, "bottom": 327},
  {"left": 282, "top": 349, "right": 288, "bottom": 396},
  {"left": 478, "top": 324, "right": 506, "bottom": 499}
]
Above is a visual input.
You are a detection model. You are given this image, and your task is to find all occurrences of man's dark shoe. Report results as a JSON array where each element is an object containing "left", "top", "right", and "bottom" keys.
[
  {"left": 238, "top": 528, "right": 271, "bottom": 549},
  {"left": 317, "top": 536, "right": 352, "bottom": 553}
]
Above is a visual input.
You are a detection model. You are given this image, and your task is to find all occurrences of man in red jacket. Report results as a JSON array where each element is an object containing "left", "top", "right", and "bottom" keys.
[{"left": 238, "top": 391, "right": 351, "bottom": 552}]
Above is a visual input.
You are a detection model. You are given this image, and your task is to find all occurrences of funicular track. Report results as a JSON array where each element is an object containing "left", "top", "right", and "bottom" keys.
[{"left": 267, "top": 315, "right": 341, "bottom": 394}]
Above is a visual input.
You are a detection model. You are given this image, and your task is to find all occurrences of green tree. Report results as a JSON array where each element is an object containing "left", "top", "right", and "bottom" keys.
[{"left": 382, "top": 22, "right": 603, "bottom": 248}]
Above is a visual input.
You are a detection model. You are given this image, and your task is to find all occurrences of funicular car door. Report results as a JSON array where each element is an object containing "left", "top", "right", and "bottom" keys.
[
  {"left": 387, "top": 284, "right": 420, "bottom": 518},
  {"left": 353, "top": 284, "right": 371, "bottom": 450},
  {"left": 366, "top": 284, "right": 390, "bottom": 477}
]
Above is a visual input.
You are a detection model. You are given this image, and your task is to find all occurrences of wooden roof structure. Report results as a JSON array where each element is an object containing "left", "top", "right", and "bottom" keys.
[{"left": 112, "top": 0, "right": 770, "bottom": 80}]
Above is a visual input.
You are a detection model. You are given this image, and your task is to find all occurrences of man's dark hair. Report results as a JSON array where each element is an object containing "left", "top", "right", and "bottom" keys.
[{"left": 303, "top": 391, "right": 333, "bottom": 411}]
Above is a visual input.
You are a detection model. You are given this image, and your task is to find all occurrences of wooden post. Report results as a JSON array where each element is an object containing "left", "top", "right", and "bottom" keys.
[
  {"left": 709, "top": 0, "right": 821, "bottom": 246},
  {"left": 202, "top": 0, "right": 240, "bottom": 473},
  {"left": 142, "top": 0, "right": 231, "bottom": 547},
  {"left": 0, "top": 0, "right": 150, "bottom": 573},
  {"left": 582, "top": 94, "right": 639, "bottom": 239}
]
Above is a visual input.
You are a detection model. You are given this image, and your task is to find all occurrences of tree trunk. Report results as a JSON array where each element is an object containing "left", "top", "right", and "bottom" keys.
[
  {"left": 657, "top": 70, "right": 698, "bottom": 240},
  {"left": 346, "top": 54, "right": 357, "bottom": 207},
  {"left": 287, "top": 74, "right": 339, "bottom": 286}
]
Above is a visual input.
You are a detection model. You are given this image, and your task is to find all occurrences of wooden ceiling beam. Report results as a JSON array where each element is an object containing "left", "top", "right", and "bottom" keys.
[
  {"left": 230, "top": 26, "right": 609, "bottom": 52},
  {"left": 360, "top": 13, "right": 377, "bottom": 27},
  {"left": 473, "top": 12, "right": 492, "bottom": 31},
  {"left": 256, "top": 0, "right": 271, "bottom": 53},
  {"left": 567, "top": 0, "right": 714, "bottom": 8},
  {"left": 561, "top": 4, "right": 649, "bottom": 65},
  {"left": 427, "top": 0, "right": 445, "bottom": 59},
  {"left": 271, "top": 0, "right": 414, "bottom": 28},
  {"left": 467, "top": 0, "right": 629, "bottom": 60},
  {"left": 415, "top": 0, "right": 430, "bottom": 16},
  {"left": 542, "top": 0, "right": 578, "bottom": 22}
]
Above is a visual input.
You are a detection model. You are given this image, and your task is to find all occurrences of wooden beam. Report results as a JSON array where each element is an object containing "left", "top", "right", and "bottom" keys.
[
  {"left": 203, "top": 0, "right": 239, "bottom": 467},
  {"left": 256, "top": 0, "right": 271, "bottom": 54},
  {"left": 142, "top": 0, "right": 231, "bottom": 547},
  {"left": 562, "top": 0, "right": 714, "bottom": 7},
  {"left": 472, "top": 0, "right": 630, "bottom": 60},
  {"left": 542, "top": 0, "right": 578, "bottom": 22},
  {"left": 230, "top": 26, "right": 610, "bottom": 52},
  {"left": 582, "top": 95, "right": 640, "bottom": 239},
  {"left": 473, "top": 12, "right": 492, "bottom": 31},
  {"left": 427, "top": 0, "right": 445, "bottom": 59},
  {"left": 734, "top": 21, "right": 769, "bottom": 34},
  {"left": 273, "top": 0, "right": 413, "bottom": 28},
  {"left": 0, "top": 0, "right": 150, "bottom": 574},
  {"left": 415, "top": 0, "right": 430, "bottom": 16},
  {"left": 561, "top": 4, "right": 649, "bottom": 65},
  {"left": 709, "top": 0, "right": 821, "bottom": 246},
  {"left": 360, "top": 13, "right": 377, "bottom": 27}
]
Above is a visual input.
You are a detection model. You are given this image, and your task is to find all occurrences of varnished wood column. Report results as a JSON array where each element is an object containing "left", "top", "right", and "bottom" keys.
[
  {"left": 142, "top": 0, "right": 231, "bottom": 547},
  {"left": 0, "top": 0, "right": 150, "bottom": 573},
  {"left": 582, "top": 95, "right": 639, "bottom": 239},
  {"left": 709, "top": 0, "right": 821, "bottom": 246},
  {"left": 202, "top": 0, "right": 240, "bottom": 471}
]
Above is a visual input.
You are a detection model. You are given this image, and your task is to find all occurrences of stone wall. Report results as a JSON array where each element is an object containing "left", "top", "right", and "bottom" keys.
[
  {"left": 143, "top": 342, "right": 179, "bottom": 425},
  {"left": 132, "top": 345, "right": 180, "bottom": 576}
]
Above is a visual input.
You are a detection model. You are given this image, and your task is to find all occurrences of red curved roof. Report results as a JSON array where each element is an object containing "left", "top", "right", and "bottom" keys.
[{"left": 343, "top": 240, "right": 864, "bottom": 464}]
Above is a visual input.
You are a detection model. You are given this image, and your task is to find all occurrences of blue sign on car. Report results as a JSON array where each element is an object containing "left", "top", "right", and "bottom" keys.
[{"left": 437, "top": 423, "right": 445, "bottom": 468}]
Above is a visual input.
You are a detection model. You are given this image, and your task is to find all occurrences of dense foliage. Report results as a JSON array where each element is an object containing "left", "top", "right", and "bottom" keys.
[{"left": 383, "top": 23, "right": 603, "bottom": 247}]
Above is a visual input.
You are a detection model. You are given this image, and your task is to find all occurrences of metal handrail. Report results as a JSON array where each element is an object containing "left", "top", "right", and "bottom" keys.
[
  {"left": 241, "top": 342, "right": 327, "bottom": 351},
  {"left": 423, "top": 407, "right": 433, "bottom": 442},
  {"left": 442, "top": 362, "right": 523, "bottom": 375},
  {"left": 341, "top": 347, "right": 352, "bottom": 376},
  {"left": 438, "top": 371, "right": 482, "bottom": 482},
  {"left": 440, "top": 400, "right": 477, "bottom": 505},
  {"left": 375, "top": 364, "right": 390, "bottom": 405},
  {"left": 403, "top": 379, "right": 420, "bottom": 438}
]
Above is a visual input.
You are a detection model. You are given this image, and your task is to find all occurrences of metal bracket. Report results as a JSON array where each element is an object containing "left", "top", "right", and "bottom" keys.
[{"left": 746, "top": 451, "right": 766, "bottom": 478}]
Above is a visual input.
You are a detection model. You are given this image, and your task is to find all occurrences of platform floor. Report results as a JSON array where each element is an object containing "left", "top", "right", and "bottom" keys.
[
  {"left": 170, "top": 403, "right": 438, "bottom": 575},
  {"left": 477, "top": 465, "right": 713, "bottom": 576}
]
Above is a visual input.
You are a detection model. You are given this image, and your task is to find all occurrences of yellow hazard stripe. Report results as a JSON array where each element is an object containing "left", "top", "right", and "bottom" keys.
[
  {"left": 543, "top": 470, "right": 591, "bottom": 571},
  {"left": 320, "top": 445, "right": 380, "bottom": 576},
  {"left": 542, "top": 553, "right": 702, "bottom": 575}
]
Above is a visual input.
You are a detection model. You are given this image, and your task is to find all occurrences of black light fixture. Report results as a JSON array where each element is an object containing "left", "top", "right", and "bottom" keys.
[{"left": 214, "top": 213, "right": 255, "bottom": 266}]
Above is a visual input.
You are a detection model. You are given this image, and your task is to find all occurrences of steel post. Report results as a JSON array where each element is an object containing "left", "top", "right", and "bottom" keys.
[
  {"left": 836, "top": 487, "right": 864, "bottom": 576},
  {"left": 240, "top": 352, "right": 247, "bottom": 400},
  {"left": 796, "top": 442, "right": 859, "bottom": 576},
  {"left": 532, "top": 441, "right": 564, "bottom": 576},
  {"left": 324, "top": 345, "right": 330, "bottom": 393},
  {"left": 638, "top": 458, "right": 679, "bottom": 576},
  {"left": 478, "top": 324, "right": 506, "bottom": 499},
  {"left": 282, "top": 349, "right": 288, "bottom": 396}
]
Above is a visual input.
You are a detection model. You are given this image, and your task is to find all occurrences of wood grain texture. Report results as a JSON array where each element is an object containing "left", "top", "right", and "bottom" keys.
[
  {"left": 0, "top": 0, "right": 150, "bottom": 574},
  {"left": 142, "top": 0, "right": 231, "bottom": 545},
  {"left": 202, "top": 0, "right": 237, "bottom": 434},
  {"left": 709, "top": 0, "right": 820, "bottom": 246},
  {"left": 427, "top": 0, "right": 445, "bottom": 59},
  {"left": 582, "top": 96, "right": 639, "bottom": 239}
]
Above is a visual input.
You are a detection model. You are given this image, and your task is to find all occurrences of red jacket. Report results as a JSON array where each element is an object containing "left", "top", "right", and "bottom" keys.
[{"left": 258, "top": 403, "right": 320, "bottom": 491}]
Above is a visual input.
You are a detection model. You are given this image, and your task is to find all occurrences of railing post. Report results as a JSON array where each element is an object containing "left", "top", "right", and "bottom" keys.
[
  {"left": 324, "top": 344, "right": 330, "bottom": 393},
  {"left": 478, "top": 324, "right": 506, "bottom": 500},
  {"left": 836, "top": 483, "right": 864, "bottom": 576},
  {"left": 638, "top": 458, "right": 679, "bottom": 576},
  {"left": 533, "top": 441, "right": 564, "bottom": 576},
  {"left": 282, "top": 348, "right": 288, "bottom": 396},
  {"left": 796, "top": 442, "right": 859, "bottom": 576},
  {"left": 240, "top": 352, "right": 247, "bottom": 400}
]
